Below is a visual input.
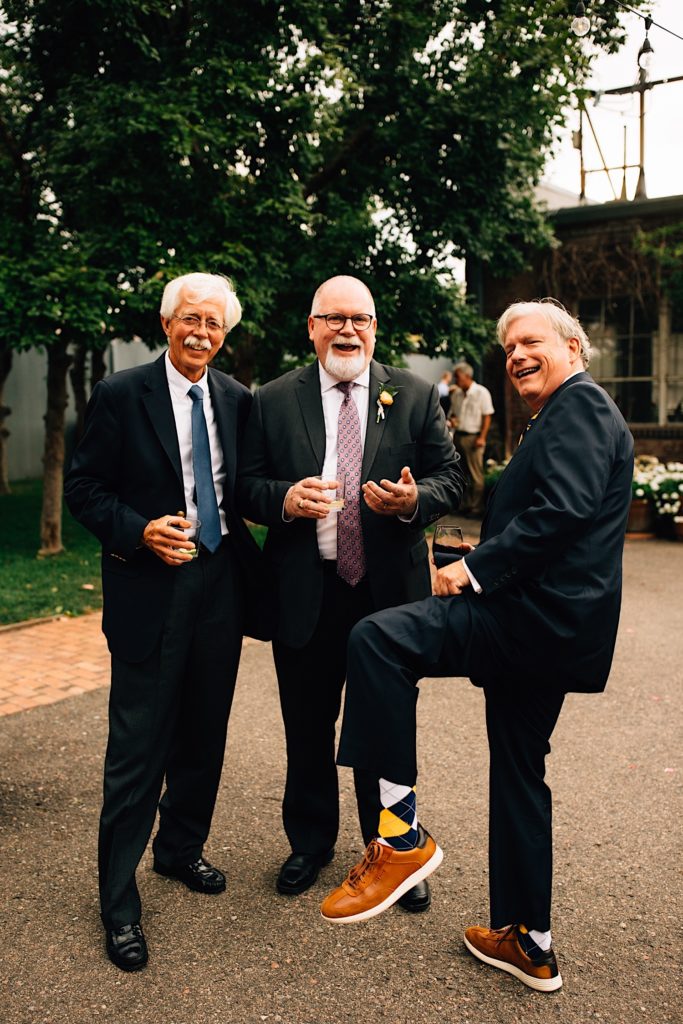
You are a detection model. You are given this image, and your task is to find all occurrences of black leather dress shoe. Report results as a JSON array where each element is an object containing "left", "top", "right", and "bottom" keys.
[
  {"left": 106, "top": 922, "right": 148, "bottom": 972},
  {"left": 397, "top": 878, "right": 432, "bottom": 913},
  {"left": 153, "top": 855, "right": 226, "bottom": 893},
  {"left": 276, "top": 849, "right": 335, "bottom": 895}
]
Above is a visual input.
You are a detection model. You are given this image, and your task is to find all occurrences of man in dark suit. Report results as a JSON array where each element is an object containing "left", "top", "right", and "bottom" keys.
[
  {"left": 65, "top": 273, "right": 267, "bottom": 971},
  {"left": 237, "top": 275, "right": 462, "bottom": 911},
  {"left": 321, "top": 299, "right": 633, "bottom": 993}
]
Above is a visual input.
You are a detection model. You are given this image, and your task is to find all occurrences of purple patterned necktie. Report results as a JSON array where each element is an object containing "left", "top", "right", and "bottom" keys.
[{"left": 336, "top": 382, "right": 366, "bottom": 586}]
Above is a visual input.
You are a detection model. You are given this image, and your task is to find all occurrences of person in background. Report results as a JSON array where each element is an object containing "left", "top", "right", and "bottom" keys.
[
  {"left": 437, "top": 370, "right": 453, "bottom": 418},
  {"left": 449, "top": 361, "right": 494, "bottom": 518}
]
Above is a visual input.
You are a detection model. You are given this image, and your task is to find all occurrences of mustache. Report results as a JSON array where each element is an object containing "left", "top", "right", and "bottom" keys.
[{"left": 183, "top": 336, "right": 212, "bottom": 352}]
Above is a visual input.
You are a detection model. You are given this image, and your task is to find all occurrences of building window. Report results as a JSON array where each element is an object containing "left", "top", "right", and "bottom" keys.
[{"left": 579, "top": 295, "right": 683, "bottom": 425}]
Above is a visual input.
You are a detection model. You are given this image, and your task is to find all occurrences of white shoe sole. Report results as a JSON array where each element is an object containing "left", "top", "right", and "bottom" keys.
[
  {"left": 321, "top": 844, "right": 443, "bottom": 924},
  {"left": 463, "top": 933, "right": 563, "bottom": 992}
]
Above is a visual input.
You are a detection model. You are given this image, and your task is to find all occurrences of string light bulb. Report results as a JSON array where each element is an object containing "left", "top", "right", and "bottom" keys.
[
  {"left": 637, "top": 17, "right": 654, "bottom": 72},
  {"left": 571, "top": 1, "right": 590, "bottom": 37}
]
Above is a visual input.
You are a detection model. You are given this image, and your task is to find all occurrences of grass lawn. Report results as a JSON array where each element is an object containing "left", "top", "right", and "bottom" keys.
[
  {"left": 0, "top": 480, "right": 103, "bottom": 625},
  {"left": 0, "top": 480, "right": 269, "bottom": 627}
]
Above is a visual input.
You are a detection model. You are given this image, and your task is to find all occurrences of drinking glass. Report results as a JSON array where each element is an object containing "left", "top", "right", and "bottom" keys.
[
  {"left": 314, "top": 472, "right": 346, "bottom": 510},
  {"left": 432, "top": 525, "right": 466, "bottom": 568}
]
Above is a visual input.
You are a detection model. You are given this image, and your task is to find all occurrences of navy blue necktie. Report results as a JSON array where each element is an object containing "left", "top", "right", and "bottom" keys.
[{"left": 188, "top": 385, "right": 222, "bottom": 552}]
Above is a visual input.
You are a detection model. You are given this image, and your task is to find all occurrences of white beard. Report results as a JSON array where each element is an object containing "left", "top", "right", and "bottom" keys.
[{"left": 323, "top": 348, "right": 368, "bottom": 381}]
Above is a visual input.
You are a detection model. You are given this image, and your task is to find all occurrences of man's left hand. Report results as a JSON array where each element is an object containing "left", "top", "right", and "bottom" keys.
[
  {"left": 475, "top": 435, "right": 486, "bottom": 448},
  {"left": 363, "top": 466, "right": 418, "bottom": 517},
  {"left": 433, "top": 557, "right": 472, "bottom": 596}
]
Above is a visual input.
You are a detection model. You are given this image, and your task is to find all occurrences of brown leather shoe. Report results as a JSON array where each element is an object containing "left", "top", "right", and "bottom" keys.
[
  {"left": 464, "top": 924, "right": 562, "bottom": 992},
  {"left": 320, "top": 824, "right": 442, "bottom": 923}
]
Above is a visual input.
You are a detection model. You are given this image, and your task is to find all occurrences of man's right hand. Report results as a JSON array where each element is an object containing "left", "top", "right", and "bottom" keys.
[
  {"left": 142, "top": 515, "right": 196, "bottom": 565},
  {"left": 284, "top": 477, "right": 337, "bottom": 519}
]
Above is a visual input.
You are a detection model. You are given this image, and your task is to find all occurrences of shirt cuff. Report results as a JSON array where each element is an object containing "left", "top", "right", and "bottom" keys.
[
  {"left": 463, "top": 559, "right": 482, "bottom": 594},
  {"left": 398, "top": 499, "right": 419, "bottom": 524}
]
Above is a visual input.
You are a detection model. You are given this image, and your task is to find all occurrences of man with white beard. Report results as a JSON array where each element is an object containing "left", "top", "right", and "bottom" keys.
[{"left": 237, "top": 275, "right": 462, "bottom": 912}]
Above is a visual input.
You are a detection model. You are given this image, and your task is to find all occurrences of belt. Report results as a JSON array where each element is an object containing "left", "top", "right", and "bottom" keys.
[{"left": 454, "top": 430, "right": 478, "bottom": 436}]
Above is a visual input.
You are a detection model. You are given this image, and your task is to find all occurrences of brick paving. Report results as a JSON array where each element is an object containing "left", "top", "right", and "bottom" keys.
[
  {"left": 0, "top": 613, "right": 110, "bottom": 716},
  {"left": 0, "top": 612, "right": 264, "bottom": 717}
]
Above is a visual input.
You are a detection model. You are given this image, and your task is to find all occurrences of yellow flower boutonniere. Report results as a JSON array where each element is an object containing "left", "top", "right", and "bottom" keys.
[{"left": 376, "top": 383, "right": 400, "bottom": 423}]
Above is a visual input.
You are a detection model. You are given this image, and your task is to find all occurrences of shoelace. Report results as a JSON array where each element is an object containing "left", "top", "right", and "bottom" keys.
[
  {"left": 114, "top": 923, "right": 144, "bottom": 950},
  {"left": 346, "top": 841, "right": 383, "bottom": 891},
  {"left": 492, "top": 924, "right": 518, "bottom": 948}
]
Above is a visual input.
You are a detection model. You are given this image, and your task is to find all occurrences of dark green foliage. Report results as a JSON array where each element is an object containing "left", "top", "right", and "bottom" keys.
[{"left": 0, "top": 0, "right": 645, "bottom": 382}]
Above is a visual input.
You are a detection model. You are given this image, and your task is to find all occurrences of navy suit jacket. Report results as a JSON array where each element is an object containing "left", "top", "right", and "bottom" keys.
[
  {"left": 65, "top": 352, "right": 269, "bottom": 661},
  {"left": 237, "top": 359, "right": 463, "bottom": 648},
  {"left": 463, "top": 372, "right": 634, "bottom": 693}
]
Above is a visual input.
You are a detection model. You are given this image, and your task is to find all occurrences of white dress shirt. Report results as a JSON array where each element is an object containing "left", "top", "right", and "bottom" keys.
[
  {"left": 165, "top": 352, "right": 228, "bottom": 535},
  {"left": 317, "top": 362, "right": 370, "bottom": 560}
]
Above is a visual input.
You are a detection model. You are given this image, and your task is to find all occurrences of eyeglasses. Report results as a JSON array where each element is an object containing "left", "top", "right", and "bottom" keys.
[
  {"left": 171, "top": 314, "right": 228, "bottom": 335},
  {"left": 312, "top": 313, "right": 374, "bottom": 332}
]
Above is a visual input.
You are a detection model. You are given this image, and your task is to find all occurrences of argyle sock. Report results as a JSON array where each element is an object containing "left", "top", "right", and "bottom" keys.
[
  {"left": 518, "top": 924, "right": 553, "bottom": 956},
  {"left": 376, "top": 778, "right": 419, "bottom": 851}
]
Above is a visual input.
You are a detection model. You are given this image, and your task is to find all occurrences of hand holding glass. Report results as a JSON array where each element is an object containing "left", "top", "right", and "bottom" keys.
[
  {"left": 177, "top": 517, "right": 201, "bottom": 558},
  {"left": 314, "top": 472, "right": 346, "bottom": 510},
  {"left": 432, "top": 525, "right": 466, "bottom": 568}
]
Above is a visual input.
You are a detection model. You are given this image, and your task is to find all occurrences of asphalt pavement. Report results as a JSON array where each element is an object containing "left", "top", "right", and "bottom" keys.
[{"left": 1, "top": 537, "right": 681, "bottom": 1024}]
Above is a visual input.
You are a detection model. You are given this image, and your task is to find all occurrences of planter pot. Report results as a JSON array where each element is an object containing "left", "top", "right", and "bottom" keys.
[
  {"left": 655, "top": 515, "right": 677, "bottom": 540},
  {"left": 675, "top": 519, "right": 683, "bottom": 542},
  {"left": 626, "top": 498, "right": 655, "bottom": 534}
]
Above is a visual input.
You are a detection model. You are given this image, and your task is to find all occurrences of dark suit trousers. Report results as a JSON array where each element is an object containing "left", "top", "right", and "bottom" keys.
[
  {"left": 337, "top": 595, "right": 565, "bottom": 932},
  {"left": 99, "top": 540, "right": 243, "bottom": 929},
  {"left": 273, "top": 563, "right": 380, "bottom": 855}
]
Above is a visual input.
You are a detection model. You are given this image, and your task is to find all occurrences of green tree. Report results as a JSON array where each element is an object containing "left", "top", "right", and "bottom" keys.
[{"left": 0, "top": 0, "right": 644, "bottom": 550}]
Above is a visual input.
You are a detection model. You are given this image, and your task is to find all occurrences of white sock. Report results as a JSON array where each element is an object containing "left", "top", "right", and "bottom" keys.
[{"left": 528, "top": 928, "right": 552, "bottom": 951}]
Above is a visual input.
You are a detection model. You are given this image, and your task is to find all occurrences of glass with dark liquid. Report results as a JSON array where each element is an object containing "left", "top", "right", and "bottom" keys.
[{"left": 432, "top": 525, "right": 466, "bottom": 568}]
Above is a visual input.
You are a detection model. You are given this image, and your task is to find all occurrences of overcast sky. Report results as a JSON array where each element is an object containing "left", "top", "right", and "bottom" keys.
[{"left": 544, "top": 0, "right": 683, "bottom": 202}]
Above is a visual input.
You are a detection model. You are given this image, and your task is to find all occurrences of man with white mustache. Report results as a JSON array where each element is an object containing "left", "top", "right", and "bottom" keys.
[
  {"left": 238, "top": 275, "right": 463, "bottom": 911},
  {"left": 65, "top": 272, "right": 270, "bottom": 971}
]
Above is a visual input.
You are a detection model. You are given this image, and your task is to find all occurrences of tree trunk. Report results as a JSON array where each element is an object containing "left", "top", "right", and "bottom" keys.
[
  {"left": 0, "top": 341, "right": 13, "bottom": 495},
  {"left": 39, "top": 339, "right": 72, "bottom": 556},
  {"left": 91, "top": 346, "right": 107, "bottom": 388},
  {"left": 232, "top": 332, "right": 255, "bottom": 389},
  {"left": 69, "top": 342, "right": 87, "bottom": 446}
]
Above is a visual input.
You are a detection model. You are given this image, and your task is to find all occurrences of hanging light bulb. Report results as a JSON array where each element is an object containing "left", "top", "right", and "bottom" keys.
[
  {"left": 637, "top": 18, "right": 654, "bottom": 72},
  {"left": 571, "top": 1, "right": 590, "bottom": 37}
]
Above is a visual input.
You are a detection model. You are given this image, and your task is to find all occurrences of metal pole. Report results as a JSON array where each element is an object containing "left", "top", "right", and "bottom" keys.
[{"left": 634, "top": 69, "right": 647, "bottom": 199}]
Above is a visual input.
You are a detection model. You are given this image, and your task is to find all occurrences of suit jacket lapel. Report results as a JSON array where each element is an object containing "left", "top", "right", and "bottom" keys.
[
  {"left": 295, "top": 362, "right": 326, "bottom": 471},
  {"left": 141, "top": 353, "right": 184, "bottom": 489},
  {"left": 208, "top": 368, "right": 238, "bottom": 495},
  {"left": 361, "top": 361, "right": 390, "bottom": 480}
]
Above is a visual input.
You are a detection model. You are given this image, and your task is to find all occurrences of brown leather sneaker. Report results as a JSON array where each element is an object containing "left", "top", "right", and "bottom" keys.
[
  {"left": 464, "top": 924, "right": 562, "bottom": 992},
  {"left": 320, "top": 824, "right": 442, "bottom": 923}
]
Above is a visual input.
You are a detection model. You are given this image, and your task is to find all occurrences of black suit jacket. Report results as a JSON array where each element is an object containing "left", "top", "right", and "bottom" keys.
[
  {"left": 65, "top": 353, "right": 269, "bottom": 661},
  {"left": 237, "top": 359, "right": 463, "bottom": 648},
  {"left": 464, "top": 372, "right": 634, "bottom": 693}
]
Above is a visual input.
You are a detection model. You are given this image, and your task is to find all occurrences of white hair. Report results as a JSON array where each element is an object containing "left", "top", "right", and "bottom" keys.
[
  {"left": 160, "top": 273, "right": 242, "bottom": 331},
  {"left": 497, "top": 299, "right": 591, "bottom": 368}
]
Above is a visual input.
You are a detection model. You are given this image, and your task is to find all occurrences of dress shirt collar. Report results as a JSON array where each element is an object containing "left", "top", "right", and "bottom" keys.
[
  {"left": 165, "top": 350, "right": 209, "bottom": 398},
  {"left": 318, "top": 360, "right": 370, "bottom": 394}
]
